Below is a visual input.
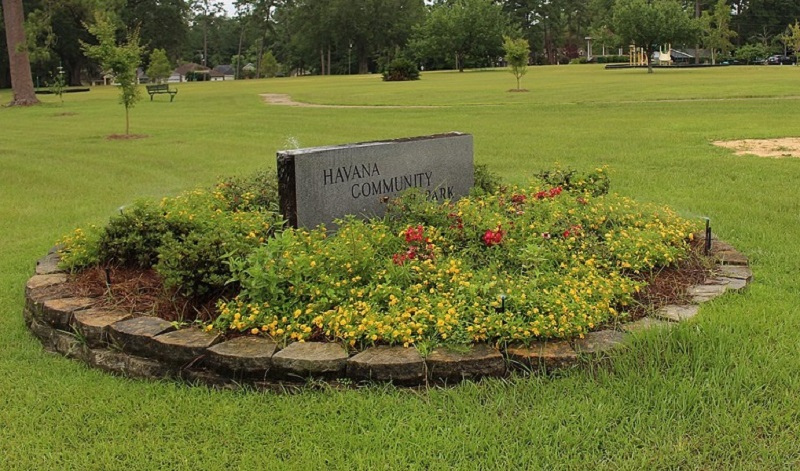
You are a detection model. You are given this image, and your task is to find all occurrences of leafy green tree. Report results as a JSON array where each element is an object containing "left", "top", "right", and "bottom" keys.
[
  {"left": 785, "top": 21, "right": 800, "bottom": 64},
  {"left": 2, "top": 0, "right": 40, "bottom": 105},
  {"left": 734, "top": 42, "right": 768, "bottom": 64},
  {"left": 146, "top": 47, "right": 172, "bottom": 83},
  {"left": 120, "top": 0, "right": 189, "bottom": 62},
  {"left": 412, "top": 0, "right": 508, "bottom": 72},
  {"left": 258, "top": 49, "right": 280, "bottom": 77},
  {"left": 503, "top": 36, "right": 529, "bottom": 90},
  {"left": 82, "top": 13, "right": 144, "bottom": 135},
  {"left": 612, "top": 0, "right": 697, "bottom": 73},
  {"left": 728, "top": 0, "right": 800, "bottom": 48},
  {"left": 700, "top": 0, "right": 735, "bottom": 64}
]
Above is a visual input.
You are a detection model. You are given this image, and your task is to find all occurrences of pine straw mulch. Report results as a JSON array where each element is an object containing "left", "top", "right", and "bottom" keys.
[{"left": 62, "top": 241, "right": 714, "bottom": 331}]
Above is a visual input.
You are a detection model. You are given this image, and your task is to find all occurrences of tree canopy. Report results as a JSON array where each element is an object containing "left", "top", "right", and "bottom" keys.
[{"left": 3, "top": 0, "right": 800, "bottom": 87}]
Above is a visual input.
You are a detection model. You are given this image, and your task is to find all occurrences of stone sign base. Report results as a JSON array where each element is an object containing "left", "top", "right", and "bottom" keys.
[{"left": 24, "top": 239, "right": 752, "bottom": 390}]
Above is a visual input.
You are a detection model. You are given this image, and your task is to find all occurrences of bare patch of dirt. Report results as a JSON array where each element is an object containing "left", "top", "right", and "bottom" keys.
[
  {"left": 107, "top": 134, "right": 149, "bottom": 140},
  {"left": 713, "top": 137, "right": 800, "bottom": 158},
  {"left": 259, "top": 93, "right": 439, "bottom": 109}
]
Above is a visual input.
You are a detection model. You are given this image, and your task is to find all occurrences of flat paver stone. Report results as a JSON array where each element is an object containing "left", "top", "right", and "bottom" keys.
[
  {"left": 573, "top": 330, "right": 627, "bottom": 355},
  {"left": 655, "top": 304, "right": 700, "bottom": 322},
  {"left": 40, "top": 297, "right": 95, "bottom": 329},
  {"left": 35, "top": 252, "right": 63, "bottom": 275},
  {"left": 505, "top": 340, "right": 578, "bottom": 371},
  {"left": 347, "top": 346, "right": 425, "bottom": 384},
  {"left": 622, "top": 316, "right": 673, "bottom": 333},
  {"left": 152, "top": 328, "right": 221, "bottom": 365},
  {"left": 426, "top": 344, "right": 505, "bottom": 381},
  {"left": 72, "top": 308, "right": 133, "bottom": 348},
  {"left": 716, "top": 265, "right": 753, "bottom": 282},
  {"left": 109, "top": 317, "right": 176, "bottom": 356},
  {"left": 272, "top": 342, "right": 349, "bottom": 377},
  {"left": 206, "top": 336, "right": 278, "bottom": 374}
]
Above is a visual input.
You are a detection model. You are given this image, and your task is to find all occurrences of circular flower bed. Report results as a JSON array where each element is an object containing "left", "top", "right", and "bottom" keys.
[{"left": 56, "top": 166, "right": 701, "bottom": 355}]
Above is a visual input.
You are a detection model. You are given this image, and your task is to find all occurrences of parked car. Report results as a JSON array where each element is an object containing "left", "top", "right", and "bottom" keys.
[{"left": 767, "top": 55, "right": 796, "bottom": 65}]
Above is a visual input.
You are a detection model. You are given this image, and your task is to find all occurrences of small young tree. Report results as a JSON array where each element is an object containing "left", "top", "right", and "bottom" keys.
[
  {"left": 81, "top": 13, "right": 144, "bottom": 135},
  {"left": 701, "top": 0, "right": 736, "bottom": 65},
  {"left": 259, "top": 50, "right": 280, "bottom": 78},
  {"left": 784, "top": 21, "right": 800, "bottom": 65},
  {"left": 146, "top": 48, "right": 172, "bottom": 84},
  {"left": 503, "top": 36, "right": 530, "bottom": 90}
]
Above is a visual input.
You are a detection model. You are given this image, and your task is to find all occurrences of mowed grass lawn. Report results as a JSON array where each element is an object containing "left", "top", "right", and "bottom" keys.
[{"left": 2, "top": 65, "right": 800, "bottom": 469}]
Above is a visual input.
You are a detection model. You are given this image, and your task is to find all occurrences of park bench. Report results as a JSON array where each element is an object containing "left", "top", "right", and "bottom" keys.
[{"left": 146, "top": 83, "right": 177, "bottom": 102}]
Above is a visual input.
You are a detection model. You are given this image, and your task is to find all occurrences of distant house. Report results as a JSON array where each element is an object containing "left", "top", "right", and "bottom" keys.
[
  {"left": 212, "top": 64, "right": 236, "bottom": 81},
  {"left": 242, "top": 62, "right": 257, "bottom": 78},
  {"left": 136, "top": 68, "right": 149, "bottom": 84},
  {"left": 169, "top": 62, "right": 211, "bottom": 82}
]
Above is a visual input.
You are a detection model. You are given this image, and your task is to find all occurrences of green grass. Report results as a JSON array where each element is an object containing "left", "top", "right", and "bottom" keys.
[{"left": 2, "top": 65, "right": 800, "bottom": 469}]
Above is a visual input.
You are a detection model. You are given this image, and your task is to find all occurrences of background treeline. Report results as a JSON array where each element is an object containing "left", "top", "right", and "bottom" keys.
[{"left": 2, "top": 0, "right": 800, "bottom": 87}]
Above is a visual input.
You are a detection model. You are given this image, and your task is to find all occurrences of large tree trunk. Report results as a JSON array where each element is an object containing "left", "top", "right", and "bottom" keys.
[{"left": 2, "top": 0, "right": 39, "bottom": 106}]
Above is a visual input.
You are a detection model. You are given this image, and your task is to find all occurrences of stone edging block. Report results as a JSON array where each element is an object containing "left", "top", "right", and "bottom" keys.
[
  {"left": 206, "top": 336, "right": 278, "bottom": 375},
  {"left": 505, "top": 340, "right": 578, "bottom": 371},
  {"left": 347, "top": 346, "right": 426, "bottom": 384},
  {"left": 426, "top": 344, "right": 505, "bottom": 381},
  {"left": 152, "top": 329, "right": 221, "bottom": 365},
  {"left": 271, "top": 342, "right": 349, "bottom": 378},
  {"left": 108, "top": 317, "right": 176, "bottom": 357}
]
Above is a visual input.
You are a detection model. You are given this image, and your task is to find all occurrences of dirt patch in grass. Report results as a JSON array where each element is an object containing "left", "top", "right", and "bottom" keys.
[
  {"left": 713, "top": 137, "right": 800, "bottom": 158},
  {"left": 260, "top": 93, "right": 439, "bottom": 109},
  {"left": 53, "top": 112, "right": 78, "bottom": 117}
]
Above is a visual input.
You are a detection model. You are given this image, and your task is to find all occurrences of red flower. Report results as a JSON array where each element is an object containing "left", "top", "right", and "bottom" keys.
[
  {"left": 483, "top": 227, "right": 504, "bottom": 246},
  {"left": 404, "top": 225, "right": 424, "bottom": 243},
  {"left": 534, "top": 187, "right": 563, "bottom": 200},
  {"left": 541, "top": 232, "right": 551, "bottom": 239},
  {"left": 511, "top": 194, "right": 526, "bottom": 204}
]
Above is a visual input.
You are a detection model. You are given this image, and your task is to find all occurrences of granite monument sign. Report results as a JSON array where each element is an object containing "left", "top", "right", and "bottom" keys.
[{"left": 278, "top": 132, "right": 474, "bottom": 228}]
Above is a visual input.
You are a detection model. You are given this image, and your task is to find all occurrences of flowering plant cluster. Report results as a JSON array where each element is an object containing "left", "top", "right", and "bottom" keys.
[{"left": 214, "top": 168, "right": 699, "bottom": 349}]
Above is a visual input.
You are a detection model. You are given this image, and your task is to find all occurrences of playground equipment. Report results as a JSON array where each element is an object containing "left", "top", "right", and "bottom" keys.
[
  {"left": 658, "top": 44, "right": 673, "bottom": 66},
  {"left": 628, "top": 44, "right": 673, "bottom": 66},
  {"left": 629, "top": 44, "right": 647, "bottom": 66}
]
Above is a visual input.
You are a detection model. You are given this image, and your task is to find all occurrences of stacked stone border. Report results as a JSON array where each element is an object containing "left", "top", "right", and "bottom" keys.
[{"left": 24, "top": 235, "right": 751, "bottom": 389}]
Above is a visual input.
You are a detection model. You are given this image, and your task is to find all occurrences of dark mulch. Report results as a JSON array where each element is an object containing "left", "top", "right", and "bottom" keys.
[{"left": 67, "top": 266, "right": 216, "bottom": 323}]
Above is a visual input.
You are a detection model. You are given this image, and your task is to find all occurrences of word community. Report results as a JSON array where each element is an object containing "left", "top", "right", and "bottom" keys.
[{"left": 323, "top": 163, "right": 452, "bottom": 201}]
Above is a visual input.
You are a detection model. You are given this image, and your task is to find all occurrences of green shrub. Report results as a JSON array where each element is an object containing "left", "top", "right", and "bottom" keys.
[
  {"left": 97, "top": 201, "right": 171, "bottom": 268},
  {"left": 735, "top": 44, "right": 769, "bottom": 64},
  {"left": 596, "top": 55, "right": 630, "bottom": 64},
  {"left": 382, "top": 58, "right": 420, "bottom": 82},
  {"left": 58, "top": 172, "right": 284, "bottom": 298},
  {"left": 213, "top": 170, "right": 280, "bottom": 212},
  {"left": 536, "top": 165, "right": 610, "bottom": 196},
  {"left": 471, "top": 164, "right": 503, "bottom": 196}
]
